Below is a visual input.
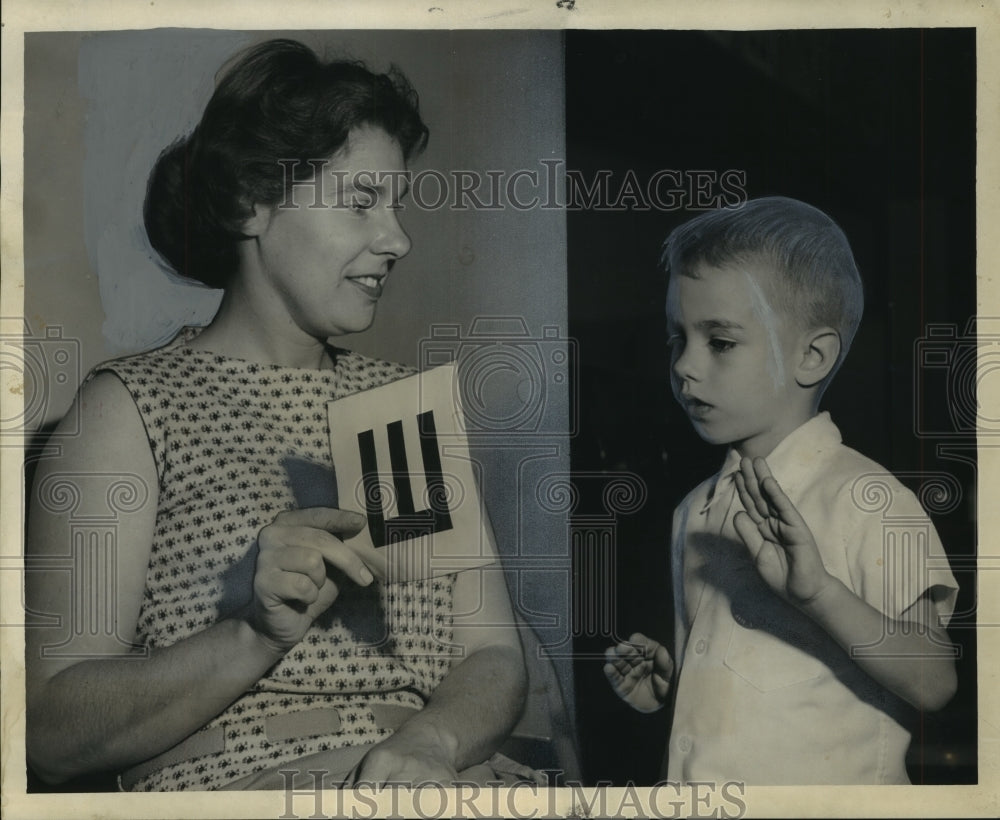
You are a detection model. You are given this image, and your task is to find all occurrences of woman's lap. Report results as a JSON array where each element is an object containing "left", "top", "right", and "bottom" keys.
[{"left": 220, "top": 746, "right": 546, "bottom": 790}]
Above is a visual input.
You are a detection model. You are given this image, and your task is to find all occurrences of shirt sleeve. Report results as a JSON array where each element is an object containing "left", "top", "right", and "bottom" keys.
[{"left": 840, "top": 475, "right": 959, "bottom": 625}]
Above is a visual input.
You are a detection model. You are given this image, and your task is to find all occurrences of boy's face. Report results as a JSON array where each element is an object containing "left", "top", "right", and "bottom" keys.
[{"left": 666, "top": 259, "right": 807, "bottom": 459}]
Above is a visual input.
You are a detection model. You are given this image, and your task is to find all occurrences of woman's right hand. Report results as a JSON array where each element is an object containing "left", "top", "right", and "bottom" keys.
[{"left": 249, "top": 507, "right": 373, "bottom": 655}]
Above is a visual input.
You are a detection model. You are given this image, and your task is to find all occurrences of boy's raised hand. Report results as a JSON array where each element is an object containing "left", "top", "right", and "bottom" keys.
[
  {"left": 733, "top": 456, "right": 834, "bottom": 607},
  {"left": 603, "top": 632, "right": 674, "bottom": 713}
]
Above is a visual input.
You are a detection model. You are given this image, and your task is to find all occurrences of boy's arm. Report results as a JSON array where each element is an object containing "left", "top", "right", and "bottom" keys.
[{"left": 733, "top": 456, "right": 957, "bottom": 712}]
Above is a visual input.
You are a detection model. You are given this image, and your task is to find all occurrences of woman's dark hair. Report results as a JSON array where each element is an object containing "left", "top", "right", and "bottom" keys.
[{"left": 144, "top": 39, "right": 429, "bottom": 288}]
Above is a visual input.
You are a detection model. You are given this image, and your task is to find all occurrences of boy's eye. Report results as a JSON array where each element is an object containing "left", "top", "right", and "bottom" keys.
[
  {"left": 709, "top": 338, "right": 736, "bottom": 353},
  {"left": 667, "top": 334, "right": 683, "bottom": 349},
  {"left": 350, "top": 193, "right": 376, "bottom": 211}
]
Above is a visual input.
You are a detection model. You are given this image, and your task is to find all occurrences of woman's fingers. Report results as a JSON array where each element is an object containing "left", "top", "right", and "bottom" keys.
[
  {"left": 250, "top": 508, "right": 376, "bottom": 653},
  {"left": 259, "top": 522, "right": 375, "bottom": 587},
  {"left": 255, "top": 565, "right": 331, "bottom": 609},
  {"left": 258, "top": 544, "right": 328, "bottom": 586},
  {"left": 271, "top": 507, "right": 368, "bottom": 537},
  {"left": 254, "top": 544, "right": 341, "bottom": 609}
]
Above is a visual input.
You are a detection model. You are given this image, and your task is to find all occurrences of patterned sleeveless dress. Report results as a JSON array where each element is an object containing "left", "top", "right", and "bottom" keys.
[{"left": 94, "top": 332, "right": 456, "bottom": 790}]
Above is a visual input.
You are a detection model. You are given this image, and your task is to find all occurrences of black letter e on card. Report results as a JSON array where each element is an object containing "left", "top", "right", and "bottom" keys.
[{"left": 357, "top": 410, "right": 454, "bottom": 548}]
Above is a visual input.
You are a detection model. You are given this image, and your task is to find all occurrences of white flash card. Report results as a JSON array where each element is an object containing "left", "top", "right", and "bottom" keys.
[{"left": 327, "top": 364, "right": 497, "bottom": 582}]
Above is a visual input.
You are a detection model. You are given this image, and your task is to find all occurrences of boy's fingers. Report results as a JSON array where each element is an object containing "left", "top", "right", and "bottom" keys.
[
  {"left": 612, "top": 644, "right": 648, "bottom": 670},
  {"left": 752, "top": 458, "right": 787, "bottom": 516},
  {"left": 759, "top": 475, "right": 808, "bottom": 529},
  {"left": 740, "top": 457, "right": 770, "bottom": 520},
  {"left": 616, "top": 639, "right": 642, "bottom": 654},
  {"left": 734, "top": 510, "right": 765, "bottom": 557},
  {"left": 751, "top": 456, "right": 774, "bottom": 481},
  {"left": 652, "top": 673, "right": 671, "bottom": 701},
  {"left": 653, "top": 644, "right": 675, "bottom": 677},
  {"left": 734, "top": 473, "right": 764, "bottom": 525},
  {"left": 605, "top": 646, "right": 634, "bottom": 666},
  {"left": 604, "top": 658, "right": 639, "bottom": 677}
]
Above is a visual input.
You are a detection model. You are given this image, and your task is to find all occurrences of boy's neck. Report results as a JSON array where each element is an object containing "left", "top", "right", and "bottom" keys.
[{"left": 734, "top": 400, "right": 821, "bottom": 460}]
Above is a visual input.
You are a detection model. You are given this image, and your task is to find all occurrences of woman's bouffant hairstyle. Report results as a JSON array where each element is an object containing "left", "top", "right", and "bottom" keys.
[
  {"left": 144, "top": 39, "right": 429, "bottom": 288},
  {"left": 660, "top": 196, "right": 864, "bottom": 382}
]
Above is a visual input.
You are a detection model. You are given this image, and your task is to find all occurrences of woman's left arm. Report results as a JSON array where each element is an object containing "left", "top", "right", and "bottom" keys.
[{"left": 352, "top": 553, "right": 526, "bottom": 785}]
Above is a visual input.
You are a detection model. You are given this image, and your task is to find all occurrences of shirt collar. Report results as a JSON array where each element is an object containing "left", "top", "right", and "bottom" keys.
[
  {"left": 700, "top": 412, "right": 842, "bottom": 515},
  {"left": 735, "top": 411, "right": 842, "bottom": 491},
  {"left": 701, "top": 448, "right": 743, "bottom": 514}
]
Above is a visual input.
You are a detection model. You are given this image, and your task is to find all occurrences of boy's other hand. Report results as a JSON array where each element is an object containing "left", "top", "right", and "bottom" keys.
[
  {"left": 603, "top": 632, "right": 674, "bottom": 713},
  {"left": 733, "top": 456, "right": 836, "bottom": 606}
]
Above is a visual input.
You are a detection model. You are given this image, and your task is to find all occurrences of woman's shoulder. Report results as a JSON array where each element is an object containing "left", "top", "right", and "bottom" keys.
[
  {"left": 87, "top": 335, "right": 420, "bottom": 393},
  {"left": 329, "top": 346, "right": 418, "bottom": 389},
  {"left": 88, "top": 333, "right": 197, "bottom": 381}
]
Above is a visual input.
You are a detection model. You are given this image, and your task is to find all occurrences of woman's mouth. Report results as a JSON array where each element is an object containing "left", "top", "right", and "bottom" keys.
[{"left": 346, "top": 274, "right": 386, "bottom": 299}]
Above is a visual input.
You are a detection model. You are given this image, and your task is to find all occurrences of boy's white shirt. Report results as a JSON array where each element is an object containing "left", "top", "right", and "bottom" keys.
[{"left": 667, "top": 411, "right": 959, "bottom": 785}]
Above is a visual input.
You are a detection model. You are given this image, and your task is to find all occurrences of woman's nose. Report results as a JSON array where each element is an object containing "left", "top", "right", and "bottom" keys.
[{"left": 372, "top": 211, "right": 412, "bottom": 259}]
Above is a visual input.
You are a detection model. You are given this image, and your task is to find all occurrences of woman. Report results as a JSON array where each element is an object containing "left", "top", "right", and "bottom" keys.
[{"left": 25, "top": 38, "right": 527, "bottom": 791}]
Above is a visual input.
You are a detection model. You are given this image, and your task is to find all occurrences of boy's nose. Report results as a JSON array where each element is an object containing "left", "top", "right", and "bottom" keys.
[{"left": 671, "top": 346, "right": 700, "bottom": 383}]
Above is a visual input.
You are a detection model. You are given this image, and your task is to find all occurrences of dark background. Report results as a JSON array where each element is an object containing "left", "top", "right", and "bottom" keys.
[{"left": 567, "top": 28, "right": 978, "bottom": 785}]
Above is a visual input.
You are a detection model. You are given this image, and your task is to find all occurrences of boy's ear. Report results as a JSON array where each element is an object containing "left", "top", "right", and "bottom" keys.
[{"left": 795, "top": 327, "right": 841, "bottom": 387}]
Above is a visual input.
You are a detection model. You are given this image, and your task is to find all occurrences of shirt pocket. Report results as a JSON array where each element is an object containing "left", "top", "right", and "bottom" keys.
[{"left": 722, "top": 619, "right": 829, "bottom": 692}]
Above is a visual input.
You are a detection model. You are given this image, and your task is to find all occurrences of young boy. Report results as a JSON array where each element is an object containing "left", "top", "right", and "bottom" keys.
[{"left": 604, "top": 197, "right": 959, "bottom": 785}]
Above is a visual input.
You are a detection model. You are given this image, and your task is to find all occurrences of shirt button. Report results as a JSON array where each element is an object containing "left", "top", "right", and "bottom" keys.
[
  {"left": 694, "top": 639, "right": 707, "bottom": 655},
  {"left": 678, "top": 735, "right": 692, "bottom": 753}
]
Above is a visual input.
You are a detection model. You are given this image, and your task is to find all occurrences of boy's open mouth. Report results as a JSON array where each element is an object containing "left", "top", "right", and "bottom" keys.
[{"left": 683, "top": 396, "right": 713, "bottom": 419}]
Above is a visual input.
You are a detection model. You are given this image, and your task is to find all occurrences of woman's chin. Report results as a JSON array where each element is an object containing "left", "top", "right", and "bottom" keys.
[{"left": 328, "top": 313, "right": 378, "bottom": 338}]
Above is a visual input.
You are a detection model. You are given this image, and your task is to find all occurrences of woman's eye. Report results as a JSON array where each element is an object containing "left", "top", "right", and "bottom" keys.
[
  {"left": 709, "top": 338, "right": 735, "bottom": 353},
  {"left": 350, "top": 194, "right": 376, "bottom": 211}
]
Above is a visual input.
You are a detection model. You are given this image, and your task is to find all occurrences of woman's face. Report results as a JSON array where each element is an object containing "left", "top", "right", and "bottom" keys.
[{"left": 241, "top": 126, "right": 412, "bottom": 341}]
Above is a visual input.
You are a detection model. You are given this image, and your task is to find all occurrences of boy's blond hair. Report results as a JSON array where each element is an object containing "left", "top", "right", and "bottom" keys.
[{"left": 661, "top": 196, "right": 864, "bottom": 381}]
